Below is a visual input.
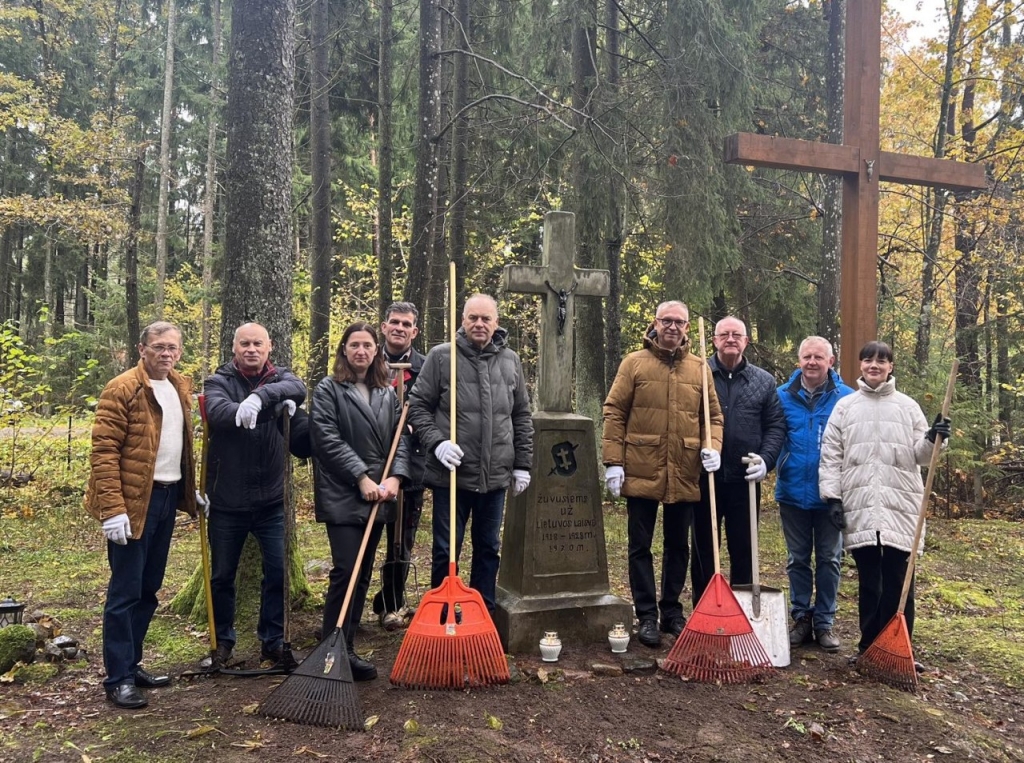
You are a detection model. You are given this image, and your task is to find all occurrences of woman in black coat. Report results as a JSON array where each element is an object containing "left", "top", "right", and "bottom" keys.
[{"left": 311, "top": 321, "right": 409, "bottom": 681}]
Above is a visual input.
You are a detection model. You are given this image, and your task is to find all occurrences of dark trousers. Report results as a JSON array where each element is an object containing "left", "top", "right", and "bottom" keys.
[
  {"left": 851, "top": 542, "right": 915, "bottom": 652},
  {"left": 323, "top": 521, "right": 384, "bottom": 644},
  {"left": 372, "top": 489, "right": 425, "bottom": 614},
  {"left": 626, "top": 497, "right": 695, "bottom": 623},
  {"left": 430, "top": 486, "right": 506, "bottom": 611},
  {"left": 208, "top": 502, "right": 285, "bottom": 651},
  {"left": 691, "top": 477, "right": 759, "bottom": 607},
  {"left": 102, "top": 482, "right": 179, "bottom": 689}
]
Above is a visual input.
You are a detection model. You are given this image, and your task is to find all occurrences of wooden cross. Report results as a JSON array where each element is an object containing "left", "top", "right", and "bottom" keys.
[
  {"left": 502, "top": 211, "right": 610, "bottom": 413},
  {"left": 723, "top": 0, "right": 986, "bottom": 380}
]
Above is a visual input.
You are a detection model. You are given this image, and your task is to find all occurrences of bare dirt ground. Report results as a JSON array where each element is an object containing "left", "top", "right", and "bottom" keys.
[{"left": 4, "top": 605, "right": 1023, "bottom": 763}]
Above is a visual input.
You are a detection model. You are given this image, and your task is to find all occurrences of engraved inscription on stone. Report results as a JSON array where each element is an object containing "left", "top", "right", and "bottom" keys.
[{"left": 532, "top": 434, "right": 598, "bottom": 577}]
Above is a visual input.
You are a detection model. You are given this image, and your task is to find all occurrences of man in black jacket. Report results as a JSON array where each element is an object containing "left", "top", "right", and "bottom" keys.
[
  {"left": 202, "top": 323, "right": 306, "bottom": 668},
  {"left": 691, "top": 316, "right": 786, "bottom": 606},
  {"left": 371, "top": 301, "right": 427, "bottom": 629}
]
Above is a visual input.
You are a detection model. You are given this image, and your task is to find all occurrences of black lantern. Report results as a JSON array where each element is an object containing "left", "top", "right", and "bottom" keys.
[{"left": 0, "top": 597, "right": 25, "bottom": 627}]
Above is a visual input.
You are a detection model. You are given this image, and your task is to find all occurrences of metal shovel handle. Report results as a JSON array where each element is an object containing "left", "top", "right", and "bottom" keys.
[{"left": 742, "top": 456, "right": 762, "bottom": 619}]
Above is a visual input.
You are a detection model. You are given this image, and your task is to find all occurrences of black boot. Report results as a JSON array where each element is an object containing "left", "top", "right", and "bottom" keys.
[{"left": 347, "top": 641, "right": 377, "bottom": 682}]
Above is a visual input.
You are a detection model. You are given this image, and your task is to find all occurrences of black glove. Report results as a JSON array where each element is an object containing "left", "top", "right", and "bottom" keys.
[
  {"left": 925, "top": 413, "right": 952, "bottom": 443},
  {"left": 828, "top": 499, "right": 846, "bottom": 531}
]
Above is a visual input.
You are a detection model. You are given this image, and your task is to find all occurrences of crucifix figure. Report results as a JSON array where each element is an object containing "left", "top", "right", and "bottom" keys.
[
  {"left": 723, "top": 0, "right": 986, "bottom": 380},
  {"left": 502, "top": 211, "right": 610, "bottom": 414}
]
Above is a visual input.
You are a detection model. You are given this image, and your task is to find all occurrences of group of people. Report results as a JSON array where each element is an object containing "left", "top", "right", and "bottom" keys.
[
  {"left": 602, "top": 302, "right": 951, "bottom": 663},
  {"left": 86, "top": 295, "right": 532, "bottom": 708},
  {"left": 85, "top": 295, "right": 948, "bottom": 710}
]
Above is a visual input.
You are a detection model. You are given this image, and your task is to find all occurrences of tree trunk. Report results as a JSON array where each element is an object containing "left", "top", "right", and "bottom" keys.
[
  {"left": 126, "top": 146, "right": 145, "bottom": 365},
  {"left": 446, "top": 0, "right": 470, "bottom": 321},
  {"left": 309, "top": 0, "right": 332, "bottom": 381},
  {"left": 376, "top": 0, "right": 394, "bottom": 326},
  {"left": 403, "top": 0, "right": 440, "bottom": 337},
  {"left": 155, "top": 0, "right": 177, "bottom": 317},
  {"left": 818, "top": 0, "right": 843, "bottom": 355},
  {"left": 602, "top": 0, "right": 622, "bottom": 393},
  {"left": 427, "top": 12, "right": 451, "bottom": 345},
  {"left": 201, "top": 0, "right": 222, "bottom": 379},
  {"left": 220, "top": 0, "right": 297, "bottom": 364}
]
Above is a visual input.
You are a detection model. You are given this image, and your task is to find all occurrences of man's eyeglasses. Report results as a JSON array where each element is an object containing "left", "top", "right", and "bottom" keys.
[
  {"left": 146, "top": 344, "right": 180, "bottom": 354},
  {"left": 715, "top": 332, "right": 746, "bottom": 340},
  {"left": 656, "top": 317, "right": 688, "bottom": 328}
]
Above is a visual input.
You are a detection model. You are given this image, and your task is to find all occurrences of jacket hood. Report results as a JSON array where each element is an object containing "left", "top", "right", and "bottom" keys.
[
  {"left": 856, "top": 376, "right": 896, "bottom": 396},
  {"left": 642, "top": 323, "right": 688, "bottom": 363}
]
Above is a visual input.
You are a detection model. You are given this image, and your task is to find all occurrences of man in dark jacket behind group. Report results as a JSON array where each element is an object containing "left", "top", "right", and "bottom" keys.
[
  {"left": 691, "top": 316, "right": 786, "bottom": 606},
  {"left": 776, "top": 336, "right": 853, "bottom": 652},
  {"left": 407, "top": 293, "right": 533, "bottom": 613},
  {"left": 371, "top": 301, "right": 428, "bottom": 629},
  {"left": 202, "top": 322, "right": 306, "bottom": 668}
]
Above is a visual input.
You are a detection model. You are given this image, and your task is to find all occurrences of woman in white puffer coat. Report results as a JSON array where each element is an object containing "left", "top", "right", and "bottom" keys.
[{"left": 819, "top": 341, "right": 950, "bottom": 656}]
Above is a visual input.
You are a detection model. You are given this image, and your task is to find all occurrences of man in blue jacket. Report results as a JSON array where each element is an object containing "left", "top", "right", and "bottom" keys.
[
  {"left": 202, "top": 323, "right": 306, "bottom": 668},
  {"left": 775, "top": 336, "right": 853, "bottom": 652}
]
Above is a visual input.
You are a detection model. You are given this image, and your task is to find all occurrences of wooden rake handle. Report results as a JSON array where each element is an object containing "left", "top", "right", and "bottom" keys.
[
  {"left": 333, "top": 401, "right": 410, "bottom": 631},
  {"left": 697, "top": 317, "right": 721, "bottom": 574},
  {"left": 897, "top": 360, "right": 958, "bottom": 613}
]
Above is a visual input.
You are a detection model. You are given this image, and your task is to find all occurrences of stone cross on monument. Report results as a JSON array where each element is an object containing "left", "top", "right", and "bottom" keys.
[
  {"left": 501, "top": 211, "right": 611, "bottom": 413},
  {"left": 723, "top": 0, "right": 986, "bottom": 382},
  {"left": 494, "top": 210, "right": 632, "bottom": 654}
]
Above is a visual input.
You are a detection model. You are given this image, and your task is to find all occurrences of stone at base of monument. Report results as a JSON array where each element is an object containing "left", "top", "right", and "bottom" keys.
[
  {"left": 495, "top": 412, "right": 632, "bottom": 653},
  {"left": 494, "top": 589, "right": 633, "bottom": 655}
]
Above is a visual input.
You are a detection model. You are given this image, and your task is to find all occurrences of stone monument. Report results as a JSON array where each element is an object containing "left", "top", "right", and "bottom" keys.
[{"left": 495, "top": 210, "right": 632, "bottom": 653}]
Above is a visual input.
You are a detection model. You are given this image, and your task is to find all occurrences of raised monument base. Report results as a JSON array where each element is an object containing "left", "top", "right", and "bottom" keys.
[
  {"left": 495, "top": 412, "right": 633, "bottom": 653},
  {"left": 495, "top": 589, "right": 632, "bottom": 654}
]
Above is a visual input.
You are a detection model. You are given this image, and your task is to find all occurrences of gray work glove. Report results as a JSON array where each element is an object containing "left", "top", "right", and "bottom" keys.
[
  {"left": 276, "top": 399, "right": 297, "bottom": 418},
  {"left": 828, "top": 499, "right": 846, "bottom": 531},
  {"left": 235, "top": 393, "right": 262, "bottom": 429},
  {"left": 102, "top": 514, "right": 132, "bottom": 545},
  {"left": 743, "top": 453, "right": 767, "bottom": 482},
  {"left": 195, "top": 491, "right": 210, "bottom": 519},
  {"left": 605, "top": 465, "right": 624, "bottom": 498},
  {"left": 434, "top": 440, "right": 464, "bottom": 471}
]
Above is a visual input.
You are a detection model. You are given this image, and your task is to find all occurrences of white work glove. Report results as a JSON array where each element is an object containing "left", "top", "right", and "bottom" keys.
[
  {"left": 511, "top": 469, "right": 531, "bottom": 496},
  {"left": 235, "top": 393, "right": 263, "bottom": 429},
  {"left": 605, "top": 465, "right": 624, "bottom": 498},
  {"left": 700, "top": 448, "right": 721, "bottom": 473},
  {"left": 102, "top": 514, "right": 132, "bottom": 545},
  {"left": 279, "top": 399, "right": 296, "bottom": 417},
  {"left": 434, "top": 440, "right": 464, "bottom": 471},
  {"left": 195, "top": 491, "right": 210, "bottom": 519},
  {"left": 743, "top": 453, "right": 767, "bottom": 482}
]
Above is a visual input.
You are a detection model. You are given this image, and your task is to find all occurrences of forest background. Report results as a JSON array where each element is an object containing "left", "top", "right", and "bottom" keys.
[{"left": 1, "top": 0, "right": 1023, "bottom": 516}]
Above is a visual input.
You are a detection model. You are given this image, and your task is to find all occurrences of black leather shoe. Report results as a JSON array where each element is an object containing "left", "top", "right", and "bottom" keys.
[
  {"left": 637, "top": 619, "right": 660, "bottom": 648},
  {"left": 348, "top": 650, "right": 378, "bottom": 681},
  {"left": 660, "top": 616, "right": 686, "bottom": 638},
  {"left": 133, "top": 668, "right": 171, "bottom": 688},
  {"left": 105, "top": 683, "right": 148, "bottom": 709}
]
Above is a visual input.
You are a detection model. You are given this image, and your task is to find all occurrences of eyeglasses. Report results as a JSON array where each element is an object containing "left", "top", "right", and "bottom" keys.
[
  {"left": 715, "top": 332, "right": 746, "bottom": 340},
  {"left": 656, "top": 317, "right": 688, "bottom": 328},
  {"left": 146, "top": 344, "right": 180, "bottom": 354}
]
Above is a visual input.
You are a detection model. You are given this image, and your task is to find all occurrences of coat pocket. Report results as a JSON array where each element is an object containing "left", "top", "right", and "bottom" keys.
[{"left": 624, "top": 433, "right": 663, "bottom": 482}]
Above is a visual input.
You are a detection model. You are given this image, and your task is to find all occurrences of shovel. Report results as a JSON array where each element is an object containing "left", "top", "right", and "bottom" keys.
[{"left": 731, "top": 457, "right": 791, "bottom": 668}]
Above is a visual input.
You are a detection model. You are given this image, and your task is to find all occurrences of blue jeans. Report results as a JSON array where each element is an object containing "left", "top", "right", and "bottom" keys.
[
  {"left": 430, "top": 487, "right": 506, "bottom": 611},
  {"left": 102, "top": 482, "right": 179, "bottom": 689},
  {"left": 208, "top": 503, "right": 285, "bottom": 651},
  {"left": 779, "top": 502, "right": 842, "bottom": 631}
]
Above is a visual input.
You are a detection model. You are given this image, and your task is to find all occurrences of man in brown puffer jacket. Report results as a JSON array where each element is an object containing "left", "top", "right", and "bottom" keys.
[
  {"left": 86, "top": 321, "right": 198, "bottom": 709},
  {"left": 602, "top": 301, "right": 723, "bottom": 648}
]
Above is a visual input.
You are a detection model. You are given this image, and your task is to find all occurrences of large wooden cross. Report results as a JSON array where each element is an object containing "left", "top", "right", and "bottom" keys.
[
  {"left": 724, "top": 0, "right": 986, "bottom": 380},
  {"left": 502, "top": 211, "right": 610, "bottom": 413}
]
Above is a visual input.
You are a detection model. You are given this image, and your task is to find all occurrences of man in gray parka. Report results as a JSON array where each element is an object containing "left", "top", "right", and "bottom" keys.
[{"left": 407, "top": 293, "right": 534, "bottom": 612}]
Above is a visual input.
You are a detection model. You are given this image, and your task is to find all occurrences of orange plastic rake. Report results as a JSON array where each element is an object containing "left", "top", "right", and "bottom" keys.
[
  {"left": 857, "top": 360, "right": 957, "bottom": 692},
  {"left": 389, "top": 262, "right": 509, "bottom": 690},
  {"left": 662, "top": 317, "right": 774, "bottom": 684}
]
